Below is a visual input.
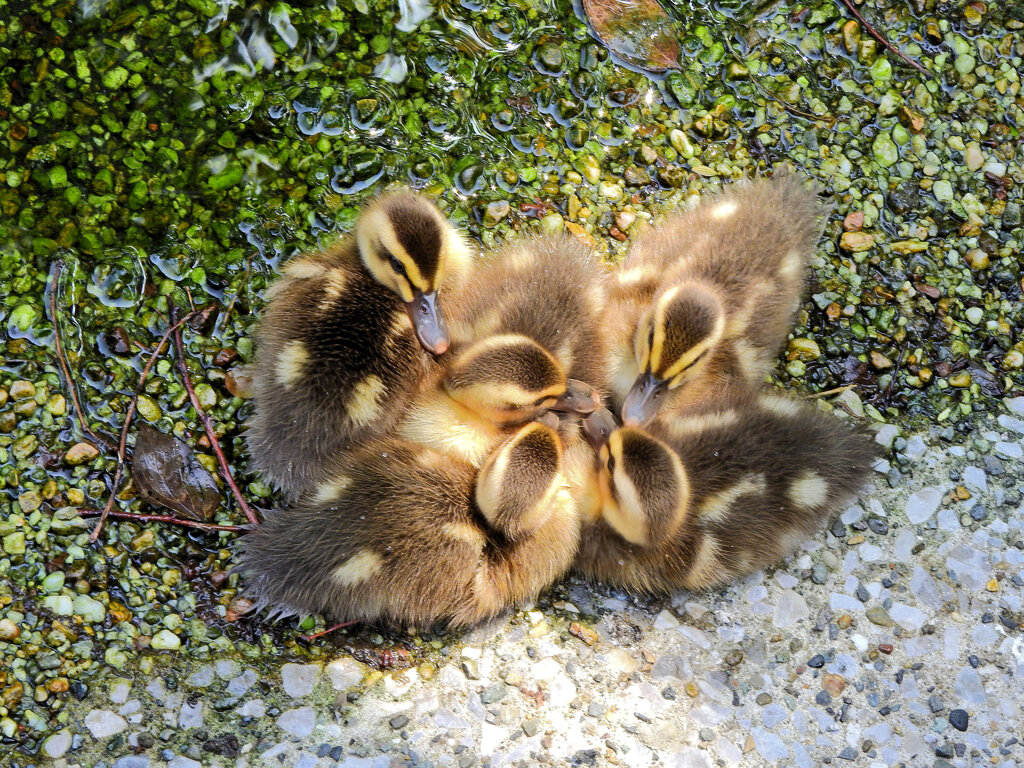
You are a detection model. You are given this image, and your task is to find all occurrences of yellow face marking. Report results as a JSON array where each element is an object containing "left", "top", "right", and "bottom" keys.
[
  {"left": 758, "top": 395, "right": 802, "bottom": 418},
  {"left": 332, "top": 549, "right": 382, "bottom": 586},
  {"left": 318, "top": 268, "right": 350, "bottom": 312},
  {"left": 313, "top": 475, "right": 353, "bottom": 505},
  {"left": 787, "top": 469, "right": 829, "bottom": 509},
  {"left": 709, "top": 200, "right": 738, "bottom": 220},
  {"left": 444, "top": 522, "right": 486, "bottom": 550},
  {"left": 683, "top": 534, "right": 722, "bottom": 590},
  {"left": 696, "top": 473, "right": 767, "bottom": 523},
  {"left": 475, "top": 437, "right": 514, "bottom": 524},
  {"left": 662, "top": 338, "right": 716, "bottom": 385},
  {"left": 275, "top": 341, "right": 309, "bottom": 388},
  {"left": 345, "top": 374, "right": 384, "bottom": 427},
  {"left": 647, "top": 286, "right": 679, "bottom": 373},
  {"left": 665, "top": 410, "right": 739, "bottom": 438}
]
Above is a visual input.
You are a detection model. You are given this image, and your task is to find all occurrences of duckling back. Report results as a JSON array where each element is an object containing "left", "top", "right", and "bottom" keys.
[
  {"left": 447, "top": 234, "right": 608, "bottom": 388},
  {"left": 575, "top": 389, "right": 878, "bottom": 594},
  {"left": 654, "top": 170, "right": 826, "bottom": 358},
  {"left": 246, "top": 245, "right": 437, "bottom": 499},
  {"left": 237, "top": 427, "right": 582, "bottom": 629},
  {"left": 246, "top": 191, "right": 472, "bottom": 500}
]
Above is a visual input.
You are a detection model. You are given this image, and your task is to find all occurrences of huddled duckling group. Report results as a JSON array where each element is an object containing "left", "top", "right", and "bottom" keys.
[{"left": 238, "top": 171, "right": 879, "bottom": 630}]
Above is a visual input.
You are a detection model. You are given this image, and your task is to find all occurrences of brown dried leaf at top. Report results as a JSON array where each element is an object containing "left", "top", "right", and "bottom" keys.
[{"left": 583, "top": 0, "right": 681, "bottom": 72}]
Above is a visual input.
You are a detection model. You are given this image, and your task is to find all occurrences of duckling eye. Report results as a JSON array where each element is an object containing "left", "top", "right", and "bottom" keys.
[
  {"left": 386, "top": 251, "right": 407, "bottom": 277},
  {"left": 606, "top": 455, "right": 617, "bottom": 474}
]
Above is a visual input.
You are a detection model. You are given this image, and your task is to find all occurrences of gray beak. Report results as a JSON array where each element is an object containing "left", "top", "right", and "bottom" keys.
[
  {"left": 405, "top": 291, "right": 450, "bottom": 355},
  {"left": 551, "top": 378, "right": 601, "bottom": 415},
  {"left": 583, "top": 407, "right": 619, "bottom": 451},
  {"left": 620, "top": 372, "right": 667, "bottom": 427}
]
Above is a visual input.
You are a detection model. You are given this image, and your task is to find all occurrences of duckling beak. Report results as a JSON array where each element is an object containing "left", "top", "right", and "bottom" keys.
[
  {"left": 551, "top": 378, "right": 601, "bottom": 415},
  {"left": 583, "top": 407, "right": 619, "bottom": 451},
  {"left": 405, "top": 291, "right": 450, "bottom": 355},
  {"left": 621, "top": 372, "right": 667, "bottom": 427}
]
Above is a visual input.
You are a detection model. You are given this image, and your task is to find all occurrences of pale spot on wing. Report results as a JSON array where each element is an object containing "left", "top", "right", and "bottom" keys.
[
  {"left": 313, "top": 475, "right": 353, "bottom": 504},
  {"left": 616, "top": 265, "right": 659, "bottom": 285},
  {"left": 778, "top": 249, "right": 805, "bottom": 280},
  {"left": 332, "top": 549, "right": 382, "bottom": 586},
  {"left": 696, "top": 473, "right": 767, "bottom": 523},
  {"left": 788, "top": 469, "right": 829, "bottom": 509},
  {"left": 275, "top": 341, "right": 309, "bottom": 388},
  {"left": 684, "top": 534, "right": 723, "bottom": 590},
  {"left": 318, "top": 268, "right": 349, "bottom": 312},
  {"left": 346, "top": 375, "right": 384, "bottom": 427},
  {"left": 665, "top": 410, "right": 739, "bottom": 438},
  {"left": 759, "top": 395, "right": 802, "bottom": 418},
  {"left": 734, "top": 339, "right": 771, "bottom": 382},
  {"left": 444, "top": 522, "right": 485, "bottom": 549},
  {"left": 709, "top": 200, "right": 738, "bottom": 220},
  {"left": 505, "top": 247, "right": 537, "bottom": 271},
  {"left": 281, "top": 258, "right": 329, "bottom": 280}
]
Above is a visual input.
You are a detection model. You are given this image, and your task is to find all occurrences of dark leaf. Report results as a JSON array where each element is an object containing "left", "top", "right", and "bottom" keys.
[
  {"left": 131, "top": 422, "right": 220, "bottom": 521},
  {"left": 967, "top": 363, "right": 1002, "bottom": 397},
  {"left": 583, "top": 0, "right": 681, "bottom": 73}
]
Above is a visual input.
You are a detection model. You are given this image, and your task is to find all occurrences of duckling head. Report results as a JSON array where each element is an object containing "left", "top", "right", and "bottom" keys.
[
  {"left": 357, "top": 191, "right": 462, "bottom": 354},
  {"left": 445, "top": 334, "right": 601, "bottom": 425},
  {"left": 622, "top": 282, "right": 725, "bottom": 426},
  {"left": 584, "top": 411, "right": 689, "bottom": 545},
  {"left": 475, "top": 420, "right": 564, "bottom": 540}
]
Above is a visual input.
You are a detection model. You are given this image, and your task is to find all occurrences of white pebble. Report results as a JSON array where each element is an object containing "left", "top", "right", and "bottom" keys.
[
  {"left": 85, "top": 710, "right": 127, "bottom": 738},
  {"left": 905, "top": 487, "right": 942, "bottom": 523},
  {"left": 281, "top": 663, "right": 321, "bottom": 698},
  {"left": 277, "top": 706, "right": 316, "bottom": 738}
]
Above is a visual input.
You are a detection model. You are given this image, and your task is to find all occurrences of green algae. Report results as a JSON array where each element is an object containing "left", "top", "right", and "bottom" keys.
[{"left": 0, "top": 0, "right": 1022, "bottom": 756}]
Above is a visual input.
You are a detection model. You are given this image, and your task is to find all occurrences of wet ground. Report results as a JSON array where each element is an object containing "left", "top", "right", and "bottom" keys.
[{"left": 0, "top": 0, "right": 1022, "bottom": 765}]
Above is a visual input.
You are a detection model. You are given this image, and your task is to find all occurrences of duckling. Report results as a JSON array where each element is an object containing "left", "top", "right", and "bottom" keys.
[
  {"left": 605, "top": 171, "right": 827, "bottom": 426},
  {"left": 237, "top": 420, "right": 581, "bottom": 629},
  {"left": 446, "top": 234, "right": 609, "bottom": 391},
  {"left": 394, "top": 234, "right": 607, "bottom": 465},
  {"left": 396, "top": 332, "right": 600, "bottom": 467},
  {"left": 574, "top": 389, "right": 878, "bottom": 594},
  {"left": 246, "top": 190, "right": 474, "bottom": 499}
]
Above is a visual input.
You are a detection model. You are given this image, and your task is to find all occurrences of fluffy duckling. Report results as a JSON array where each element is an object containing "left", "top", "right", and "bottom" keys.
[
  {"left": 574, "top": 390, "right": 878, "bottom": 594},
  {"left": 237, "top": 420, "right": 582, "bottom": 629},
  {"left": 447, "top": 234, "right": 609, "bottom": 391},
  {"left": 605, "top": 171, "right": 827, "bottom": 426},
  {"left": 246, "top": 190, "right": 474, "bottom": 499},
  {"left": 397, "top": 334, "right": 601, "bottom": 468}
]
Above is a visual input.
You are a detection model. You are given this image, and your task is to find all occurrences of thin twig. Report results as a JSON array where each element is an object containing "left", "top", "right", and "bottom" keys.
[
  {"left": 301, "top": 620, "right": 361, "bottom": 642},
  {"left": 80, "top": 508, "right": 243, "bottom": 532},
  {"left": 49, "top": 260, "right": 116, "bottom": 452},
  {"left": 802, "top": 384, "right": 857, "bottom": 400},
  {"left": 90, "top": 311, "right": 200, "bottom": 543},
  {"left": 723, "top": 38, "right": 836, "bottom": 126},
  {"left": 171, "top": 306, "right": 259, "bottom": 526},
  {"left": 836, "top": 0, "right": 932, "bottom": 78}
]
